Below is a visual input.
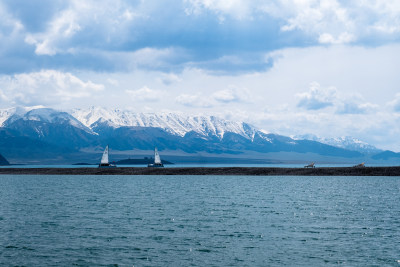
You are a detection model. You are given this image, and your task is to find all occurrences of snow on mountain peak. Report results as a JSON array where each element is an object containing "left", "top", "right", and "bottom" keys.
[
  {"left": 293, "top": 134, "right": 381, "bottom": 154},
  {"left": 0, "top": 107, "right": 16, "bottom": 126},
  {"left": 3, "top": 107, "right": 94, "bottom": 134},
  {"left": 0, "top": 106, "right": 383, "bottom": 155},
  {"left": 0, "top": 106, "right": 47, "bottom": 126},
  {"left": 71, "top": 107, "right": 257, "bottom": 139}
]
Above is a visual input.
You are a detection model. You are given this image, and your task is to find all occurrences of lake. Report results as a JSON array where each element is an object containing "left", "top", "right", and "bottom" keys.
[{"left": 1, "top": 175, "right": 400, "bottom": 266}]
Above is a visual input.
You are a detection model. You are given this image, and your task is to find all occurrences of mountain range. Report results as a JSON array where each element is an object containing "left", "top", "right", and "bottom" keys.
[{"left": 0, "top": 106, "right": 398, "bottom": 164}]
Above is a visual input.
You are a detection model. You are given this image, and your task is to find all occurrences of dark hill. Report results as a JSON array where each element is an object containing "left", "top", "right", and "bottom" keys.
[
  {"left": 0, "top": 153, "right": 10, "bottom": 165},
  {"left": 372, "top": 150, "right": 400, "bottom": 160}
]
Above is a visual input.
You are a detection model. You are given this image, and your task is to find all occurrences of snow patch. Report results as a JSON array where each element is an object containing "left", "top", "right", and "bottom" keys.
[
  {"left": 71, "top": 107, "right": 259, "bottom": 140},
  {"left": 293, "top": 134, "right": 381, "bottom": 154}
]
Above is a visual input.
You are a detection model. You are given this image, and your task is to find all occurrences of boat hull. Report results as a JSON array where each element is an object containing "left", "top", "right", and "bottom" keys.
[
  {"left": 98, "top": 163, "right": 117, "bottom": 168},
  {"left": 148, "top": 163, "right": 164, "bottom": 168}
]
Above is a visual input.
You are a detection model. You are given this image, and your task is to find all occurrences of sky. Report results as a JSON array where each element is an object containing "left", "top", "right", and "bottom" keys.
[{"left": 0, "top": 0, "right": 400, "bottom": 150}]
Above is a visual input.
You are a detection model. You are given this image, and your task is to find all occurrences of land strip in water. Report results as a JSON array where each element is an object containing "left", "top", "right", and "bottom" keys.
[{"left": 0, "top": 167, "right": 400, "bottom": 176}]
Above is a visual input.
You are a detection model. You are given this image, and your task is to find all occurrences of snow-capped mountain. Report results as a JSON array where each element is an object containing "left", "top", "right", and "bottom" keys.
[
  {"left": 293, "top": 134, "right": 381, "bottom": 154},
  {"left": 0, "top": 106, "right": 39, "bottom": 126},
  {"left": 71, "top": 106, "right": 256, "bottom": 139},
  {"left": 5, "top": 108, "right": 94, "bottom": 134},
  {"left": 0, "top": 106, "right": 388, "bottom": 163},
  {"left": 0, "top": 106, "right": 56, "bottom": 126},
  {"left": 0, "top": 107, "right": 15, "bottom": 126},
  {"left": 1, "top": 108, "right": 97, "bottom": 152}
]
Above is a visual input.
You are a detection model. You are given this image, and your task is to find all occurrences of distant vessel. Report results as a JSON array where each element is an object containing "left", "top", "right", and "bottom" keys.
[
  {"left": 148, "top": 147, "right": 164, "bottom": 167},
  {"left": 98, "top": 145, "right": 117, "bottom": 168},
  {"left": 353, "top": 162, "right": 365, "bottom": 168},
  {"left": 304, "top": 162, "right": 315, "bottom": 168}
]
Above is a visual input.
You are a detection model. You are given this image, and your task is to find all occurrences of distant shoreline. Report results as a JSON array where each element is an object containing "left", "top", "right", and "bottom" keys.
[{"left": 0, "top": 167, "right": 400, "bottom": 176}]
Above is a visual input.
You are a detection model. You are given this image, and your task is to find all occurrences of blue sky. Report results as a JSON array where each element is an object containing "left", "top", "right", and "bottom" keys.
[{"left": 1, "top": 0, "right": 400, "bottom": 150}]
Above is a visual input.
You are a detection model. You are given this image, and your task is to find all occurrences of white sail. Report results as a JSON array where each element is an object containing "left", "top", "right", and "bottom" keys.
[
  {"left": 154, "top": 147, "right": 161, "bottom": 164},
  {"left": 101, "top": 145, "right": 109, "bottom": 164}
]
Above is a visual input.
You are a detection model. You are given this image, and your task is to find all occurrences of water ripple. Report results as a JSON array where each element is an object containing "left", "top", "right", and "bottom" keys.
[{"left": 0, "top": 175, "right": 399, "bottom": 266}]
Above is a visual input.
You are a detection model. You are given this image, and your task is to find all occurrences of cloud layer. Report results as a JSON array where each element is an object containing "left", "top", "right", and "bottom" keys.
[
  {"left": 0, "top": 70, "right": 103, "bottom": 106},
  {"left": 296, "top": 82, "right": 378, "bottom": 114},
  {"left": 297, "top": 82, "right": 336, "bottom": 110},
  {"left": 0, "top": 1, "right": 400, "bottom": 150},
  {"left": 1, "top": 1, "right": 400, "bottom": 73}
]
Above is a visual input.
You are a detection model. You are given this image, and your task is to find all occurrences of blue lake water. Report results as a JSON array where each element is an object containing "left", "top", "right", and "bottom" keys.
[{"left": 1, "top": 175, "right": 400, "bottom": 266}]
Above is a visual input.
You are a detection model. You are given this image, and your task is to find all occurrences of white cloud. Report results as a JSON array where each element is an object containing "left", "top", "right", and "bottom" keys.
[
  {"left": 107, "top": 78, "right": 119, "bottom": 86},
  {"left": 126, "top": 47, "right": 188, "bottom": 69},
  {"left": 249, "top": 107, "right": 400, "bottom": 151},
  {"left": 212, "top": 87, "right": 250, "bottom": 103},
  {"left": 125, "top": 86, "right": 164, "bottom": 102},
  {"left": 23, "top": 0, "right": 146, "bottom": 56},
  {"left": 389, "top": 93, "right": 400, "bottom": 112},
  {"left": 277, "top": 1, "right": 400, "bottom": 44},
  {"left": 213, "top": 89, "right": 240, "bottom": 103},
  {"left": 0, "top": 70, "right": 104, "bottom": 106},
  {"left": 5, "top": 0, "right": 400, "bottom": 76},
  {"left": 263, "top": 45, "right": 400, "bottom": 110},
  {"left": 0, "top": 89, "right": 8, "bottom": 101},
  {"left": 175, "top": 84, "right": 251, "bottom": 108},
  {"left": 25, "top": 9, "right": 81, "bottom": 55},
  {"left": 120, "top": 9, "right": 144, "bottom": 21},
  {"left": 186, "top": 0, "right": 400, "bottom": 44},
  {"left": 296, "top": 82, "right": 378, "bottom": 114},
  {"left": 297, "top": 82, "right": 336, "bottom": 110},
  {"left": 185, "top": 0, "right": 357, "bottom": 43},
  {"left": 336, "top": 99, "right": 379, "bottom": 114},
  {"left": 158, "top": 73, "right": 182, "bottom": 86},
  {"left": 0, "top": 3, "right": 24, "bottom": 37},
  {"left": 184, "top": 0, "right": 253, "bottom": 20},
  {"left": 318, "top": 32, "right": 355, "bottom": 44},
  {"left": 176, "top": 94, "right": 213, "bottom": 108},
  {"left": 336, "top": 102, "right": 378, "bottom": 115},
  {"left": 278, "top": 0, "right": 355, "bottom": 44},
  {"left": 0, "top": 3, "right": 25, "bottom": 54},
  {"left": 359, "top": 1, "right": 400, "bottom": 34}
]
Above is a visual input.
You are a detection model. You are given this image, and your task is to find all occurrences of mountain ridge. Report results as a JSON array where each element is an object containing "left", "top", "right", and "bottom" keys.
[
  {"left": 0, "top": 106, "right": 388, "bottom": 164},
  {"left": 71, "top": 106, "right": 256, "bottom": 139},
  {"left": 293, "top": 134, "right": 381, "bottom": 154},
  {"left": 0, "top": 153, "right": 9, "bottom": 165}
]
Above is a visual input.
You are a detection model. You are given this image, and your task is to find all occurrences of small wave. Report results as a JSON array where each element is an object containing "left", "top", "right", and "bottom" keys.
[{"left": 196, "top": 248, "right": 212, "bottom": 253}]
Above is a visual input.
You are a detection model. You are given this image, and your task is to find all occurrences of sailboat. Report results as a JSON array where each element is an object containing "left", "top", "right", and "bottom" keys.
[
  {"left": 98, "top": 145, "right": 117, "bottom": 168},
  {"left": 148, "top": 147, "right": 164, "bottom": 167}
]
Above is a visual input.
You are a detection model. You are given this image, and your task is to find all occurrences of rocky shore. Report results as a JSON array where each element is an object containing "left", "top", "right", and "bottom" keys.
[{"left": 1, "top": 166, "right": 400, "bottom": 176}]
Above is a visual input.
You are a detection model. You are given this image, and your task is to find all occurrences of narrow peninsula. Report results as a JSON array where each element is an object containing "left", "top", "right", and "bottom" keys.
[{"left": 0, "top": 166, "right": 399, "bottom": 176}]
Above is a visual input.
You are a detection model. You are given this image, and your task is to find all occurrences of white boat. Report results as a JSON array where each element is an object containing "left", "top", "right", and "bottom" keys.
[
  {"left": 98, "top": 145, "right": 117, "bottom": 168},
  {"left": 148, "top": 147, "right": 164, "bottom": 167}
]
